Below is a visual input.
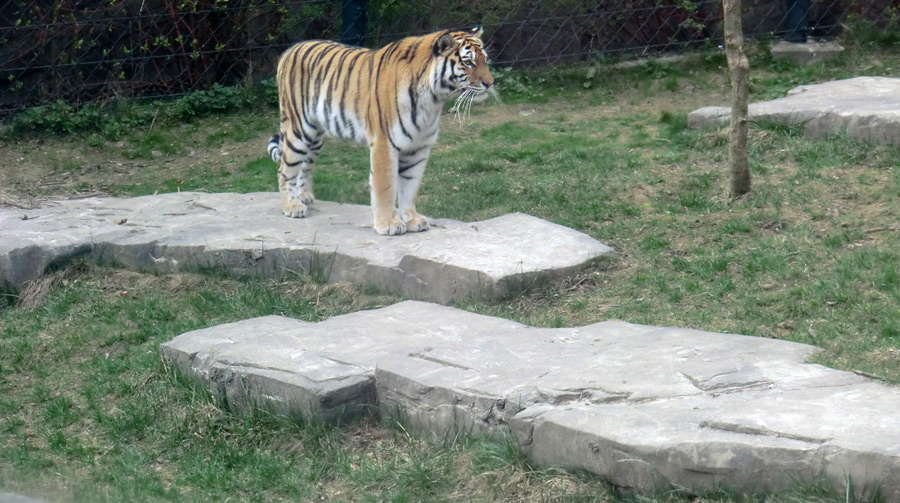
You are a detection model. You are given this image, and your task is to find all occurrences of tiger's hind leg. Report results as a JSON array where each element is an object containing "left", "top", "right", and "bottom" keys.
[
  {"left": 397, "top": 148, "right": 431, "bottom": 232},
  {"left": 278, "top": 126, "right": 323, "bottom": 218}
]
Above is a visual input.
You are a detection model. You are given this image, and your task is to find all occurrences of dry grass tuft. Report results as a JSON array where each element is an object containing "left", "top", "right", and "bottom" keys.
[{"left": 15, "top": 273, "right": 62, "bottom": 311}]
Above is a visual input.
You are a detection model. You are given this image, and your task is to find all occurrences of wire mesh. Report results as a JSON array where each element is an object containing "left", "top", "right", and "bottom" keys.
[{"left": 0, "top": 0, "right": 895, "bottom": 118}]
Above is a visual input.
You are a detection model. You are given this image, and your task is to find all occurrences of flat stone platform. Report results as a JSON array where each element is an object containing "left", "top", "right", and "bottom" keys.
[
  {"left": 688, "top": 77, "right": 900, "bottom": 145},
  {"left": 161, "top": 301, "right": 900, "bottom": 499},
  {"left": 0, "top": 192, "right": 612, "bottom": 303}
]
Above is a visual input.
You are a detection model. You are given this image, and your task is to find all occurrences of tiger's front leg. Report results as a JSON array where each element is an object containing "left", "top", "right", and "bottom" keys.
[
  {"left": 369, "top": 138, "right": 406, "bottom": 235},
  {"left": 397, "top": 149, "right": 431, "bottom": 232}
]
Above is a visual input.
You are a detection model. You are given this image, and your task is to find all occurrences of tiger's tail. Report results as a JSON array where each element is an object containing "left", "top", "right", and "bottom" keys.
[{"left": 267, "top": 133, "right": 282, "bottom": 163}]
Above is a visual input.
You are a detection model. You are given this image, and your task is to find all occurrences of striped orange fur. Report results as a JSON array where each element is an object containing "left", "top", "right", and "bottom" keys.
[{"left": 267, "top": 28, "right": 495, "bottom": 235}]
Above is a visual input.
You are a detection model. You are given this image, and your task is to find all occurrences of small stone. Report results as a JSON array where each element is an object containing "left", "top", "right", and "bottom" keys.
[{"left": 770, "top": 40, "right": 844, "bottom": 65}]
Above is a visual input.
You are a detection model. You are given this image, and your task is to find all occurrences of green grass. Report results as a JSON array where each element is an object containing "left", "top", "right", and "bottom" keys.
[
  {"left": 0, "top": 265, "right": 878, "bottom": 503},
  {"left": 0, "top": 266, "right": 620, "bottom": 502},
  {"left": 3, "top": 36, "right": 900, "bottom": 502}
]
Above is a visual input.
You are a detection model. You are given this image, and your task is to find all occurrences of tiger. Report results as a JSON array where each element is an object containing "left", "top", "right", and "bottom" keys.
[{"left": 267, "top": 28, "right": 495, "bottom": 235}]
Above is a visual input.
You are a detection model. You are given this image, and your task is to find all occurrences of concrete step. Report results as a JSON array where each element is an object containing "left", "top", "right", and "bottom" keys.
[
  {"left": 161, "top": 301, "right": 900, "bottom": 499},
  {"left": 0, "top": 192, "right": 613, "bottom": 304}
]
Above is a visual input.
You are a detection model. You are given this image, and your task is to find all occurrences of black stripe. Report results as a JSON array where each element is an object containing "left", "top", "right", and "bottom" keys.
[
  {"left": 383, "top": 40, "right": 402, "bottom": 62},
  {"left": 402, "top": 40, "right": 421, "bottom": 61},
  {"left": 388, "top": 135, "right": 401, "bottom": 152},
  {"left": 301, "top": 45, "right": 319, "bottom": 127},
  {"left": 287, "top": 140, "right": 307, "bottom": 156},
  {"left": 414, "top": 60, "right": 431, "bottom": 86},
  {"left": 286, "top": 46, "right": 311, "bottom": 143},
  {"left": 395, "top": 98, "right": 413, "bottom": 141},
  {"left": 398, "top": 158, "right": 424, "bottom": 173},
  {"left": 407, "top": 84, "right": 419, "bottom": 128},
  {"left": 361, "top": 52, "right": 375, "bottom": 130},
  {"left": 308, "top": 45, "right": 338, "bottom": 116},
  {"left": 309, "top": 43, "right": 335, "bottom": 72},
  {"left": 321, "top": 47, "right": 346, "bottom": 120},
  {"left": 346, "top": 122, "right": 358, "bottom": 141},
  {"left": 372, "top": 47, "right": 392, "bottom": 140},
  {"left": 298, "top": 124, "right": 314, "bottom": 145},
  {"left": 335, "top": 49, "right": 360, "bottom": 134},
  {"left": 310, "top": 49, "right": 332, "bottom": 97},
  {"left": 404, "top": 145, "right": 427, "bottom": 157},
  {"left": 340, "top": 51, "right": 364, "bottom": 118},
  {"left": 441, "top": 58, "right": 451, "bottom": 83}
]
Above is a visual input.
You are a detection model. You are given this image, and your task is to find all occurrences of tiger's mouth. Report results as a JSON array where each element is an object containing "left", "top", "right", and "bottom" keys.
[
  {"left": 466, "top": 83, "right": 495, "bottom": 100},
  {"left": 449, "top": 84, "right": 501, "bottom": 124}
]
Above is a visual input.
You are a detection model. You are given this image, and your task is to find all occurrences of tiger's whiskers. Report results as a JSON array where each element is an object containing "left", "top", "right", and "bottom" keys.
[
  {"left": 488, "top": 86, "right": 504, "bottom": 109},
  {"left": 449, "top": 86, "right": 503, "bottom": 126},
  {"left": 450, "top": 88, "right": 475, "bottom": 126}
]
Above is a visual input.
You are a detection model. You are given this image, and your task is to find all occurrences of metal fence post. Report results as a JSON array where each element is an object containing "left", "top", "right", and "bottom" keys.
[
  {"left": 342, "top": 0, "right": 367, "bottom": 46},
  {"left": 784, "top": 0, "right": 810, "bottom": 42}
]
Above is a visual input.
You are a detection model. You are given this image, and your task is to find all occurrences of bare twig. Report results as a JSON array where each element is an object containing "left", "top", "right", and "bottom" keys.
[
  {"left": 852, "top": 369, "right": 885, "bottom": 381},
  {"left": 864, "top": 225, "right": 899, "bottom": 233}
]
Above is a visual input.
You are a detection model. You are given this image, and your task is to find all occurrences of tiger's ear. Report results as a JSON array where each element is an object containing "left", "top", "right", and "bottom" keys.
[
  {"left": 471, "top": 26, "right": 483, "bottom": 38},
  {"left": 432, "top": 33, "right": 455, "bottom": 57}
]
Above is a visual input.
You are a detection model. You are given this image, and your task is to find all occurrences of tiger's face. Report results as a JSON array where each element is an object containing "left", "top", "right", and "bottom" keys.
[
  {"left": 434, "top": 28, "right": 495, "bottom": 102},
  {"left": 455, "top": 29, "right": 494, "bottom": 100}
]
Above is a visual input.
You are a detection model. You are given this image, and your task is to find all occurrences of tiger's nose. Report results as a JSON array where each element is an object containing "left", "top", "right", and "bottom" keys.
[{"left": 483, "top": 81, "right": 492, "bottom": 89}]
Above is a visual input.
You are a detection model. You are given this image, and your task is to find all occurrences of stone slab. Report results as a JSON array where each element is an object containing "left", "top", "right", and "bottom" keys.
[
  {"left": 0, "top": 494, "right": 47, "bottom": 503},
  {"left": 687, "top": 77, "right": 900, "bottom": 145},
  {"left": 160, "top": 301, "right": 900, "bottom": 499},
  {"left": 770, "top": 40, "right": 844, "bottom": 65},
  {"left": 0, "top": 192, "right": 613, "bottom": 303}
]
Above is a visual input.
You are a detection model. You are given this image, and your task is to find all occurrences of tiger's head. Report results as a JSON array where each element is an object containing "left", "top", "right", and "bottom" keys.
[{"left": 432, "top": 28, "right": 495, "bottom": 104}]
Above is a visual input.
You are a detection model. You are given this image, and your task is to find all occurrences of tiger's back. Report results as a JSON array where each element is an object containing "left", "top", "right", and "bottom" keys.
[
  {"left": 269, "top": 29, "right": 495, "bottom": 235},
  {"left": 276, "top": 40, "right": 375, "bottom": 146}
]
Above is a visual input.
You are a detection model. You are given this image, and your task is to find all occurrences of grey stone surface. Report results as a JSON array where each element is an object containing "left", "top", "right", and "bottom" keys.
[
  {"left": 161, "top": 301, "right": 900, "bottom": 499},
  {"left": 770, "top": 40, "right": 844, "bottom": 65},
  {"left": 0, "top": 491, "right": 44, "bottom": 503},
  {"left": 0, "top": 192, "right": 613, "bottom": 303},
  {"left": 0, "top": 494, "right": 47, "bottom": 503},
  {"left": 688, "top": 76, "right": 900, "bottom": 145}
]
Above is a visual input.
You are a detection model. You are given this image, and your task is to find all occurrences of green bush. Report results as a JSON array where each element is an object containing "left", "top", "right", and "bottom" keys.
[
  {"left": 172, "top": 84, "right": 248, "bottom": 120},
  {"left": 1, "top": 81, "right": 278, "bottom": 140}
]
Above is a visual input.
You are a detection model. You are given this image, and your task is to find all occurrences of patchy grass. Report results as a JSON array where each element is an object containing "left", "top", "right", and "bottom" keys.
[{"left": 3, "top": 38, "right": 900, "bottom": 502}]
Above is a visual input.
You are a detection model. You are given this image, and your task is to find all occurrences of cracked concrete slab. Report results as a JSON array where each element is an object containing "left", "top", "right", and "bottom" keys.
[
  {"left": 687, "top": 77, "right": 900, "bottom": 145},
  {"left": 160, "top": 301, "right": 900, "bottom": 499},
  {"left": 0, "top": 191, "right": 613, "bottom": 303}
]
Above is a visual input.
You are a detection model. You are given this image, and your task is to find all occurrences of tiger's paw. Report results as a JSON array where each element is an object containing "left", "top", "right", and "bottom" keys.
[
  {"left": 374, "top": 215, "right": 407, "bottom": 236},
  {"left": 404, "top": 214, "right": 430, "bottom": 232},
  {"left": 283, "top": 200, "right": 309, "bottom": 218},
  {"left": 298, "top": 191, "right": 315, "bottom": 205}
]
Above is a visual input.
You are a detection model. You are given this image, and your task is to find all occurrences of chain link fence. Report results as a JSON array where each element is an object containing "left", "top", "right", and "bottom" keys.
[{"left": 1, "top": 0, "right": 896, "bottom": 118}]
